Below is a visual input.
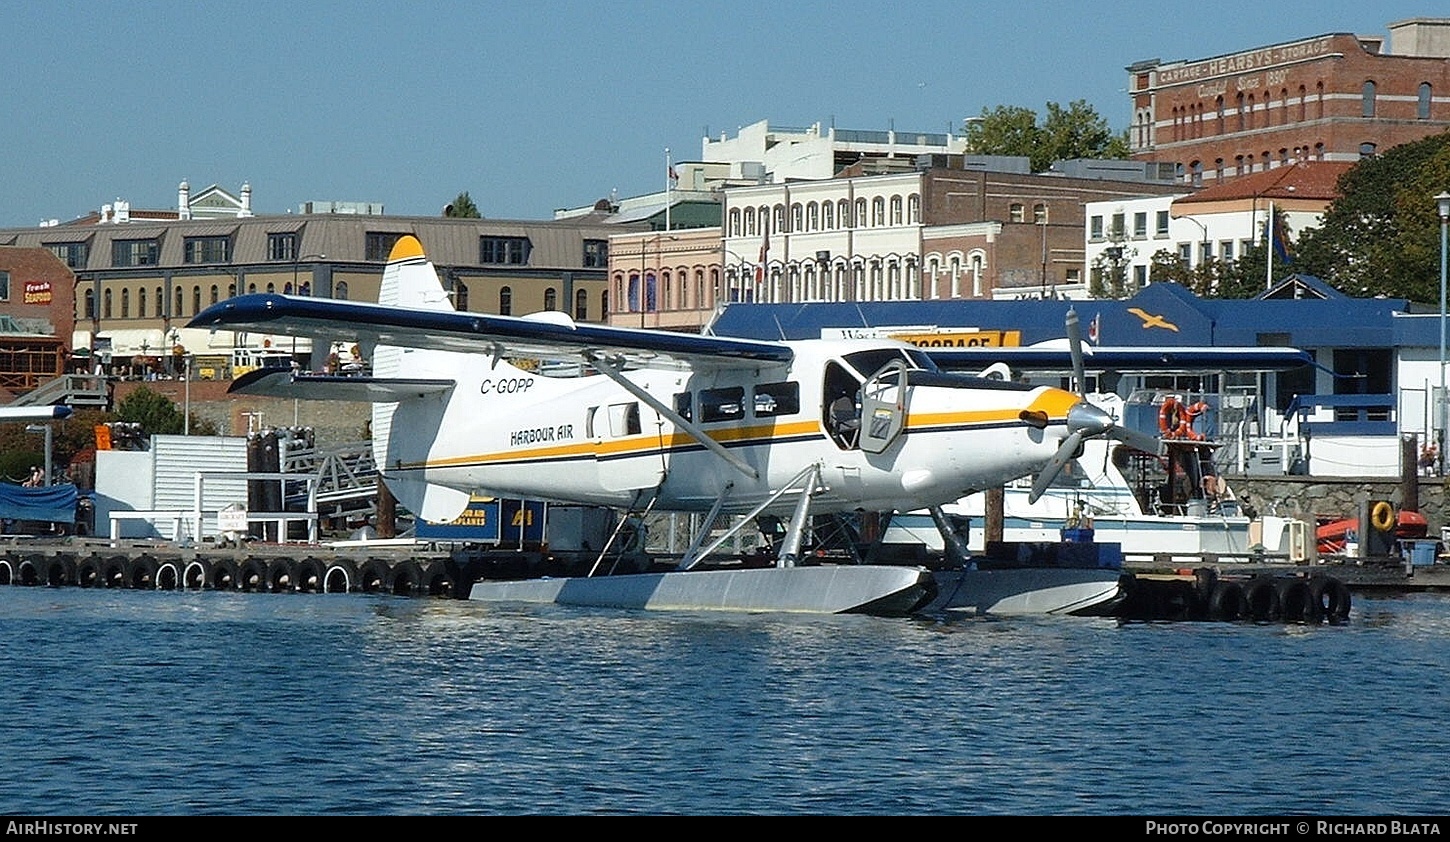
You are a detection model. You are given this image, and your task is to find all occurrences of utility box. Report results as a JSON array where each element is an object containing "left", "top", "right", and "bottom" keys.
[
  {"left": 1403, "top": 539, "right": 1440, "bottom": 567},
  {"left": 544, "top": 505, "right": 616, "bottom": 553}
]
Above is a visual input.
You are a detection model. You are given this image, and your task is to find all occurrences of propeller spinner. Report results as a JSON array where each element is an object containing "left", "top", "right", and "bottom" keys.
[{"left": 1028, "top": 308, "right": 1160, "bottom": 503}]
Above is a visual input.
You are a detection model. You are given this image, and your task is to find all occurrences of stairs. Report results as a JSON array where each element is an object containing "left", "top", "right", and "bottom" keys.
[{"left": 8, "top": 374, "right": 109, "bottom": 408}]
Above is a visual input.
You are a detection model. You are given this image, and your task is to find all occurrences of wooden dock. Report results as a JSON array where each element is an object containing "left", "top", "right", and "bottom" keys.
[
  {"left": 2, "top": 536, "right": 1443, "bottom": 625},
  {"left": 1118, "top": 550, "right": 1450, "bottom": 593},
  {"left": 0, "top": 536, "right": 542, "bottom": 598}
]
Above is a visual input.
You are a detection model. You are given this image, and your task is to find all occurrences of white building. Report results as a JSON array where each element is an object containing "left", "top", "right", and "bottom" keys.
[
  {"left": 1083, "top": 160, "right": 1351, "bottom": 294},
  {"left": 720, "top": 172, "right": 925, "bottom": 305},
  {"left": 702, "top": 119, "right": 968, "bottom": 183}
]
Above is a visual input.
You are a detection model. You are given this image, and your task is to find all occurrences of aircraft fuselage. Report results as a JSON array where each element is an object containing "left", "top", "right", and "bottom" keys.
[{"left": 376, "top": 338, "right": 1078, "bottom": 516}]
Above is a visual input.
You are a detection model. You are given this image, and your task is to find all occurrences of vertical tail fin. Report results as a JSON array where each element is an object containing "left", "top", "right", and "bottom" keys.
[
  {"left": 373, "top": 235, "right": 452, "bottom": 381},
  {"left": 377, "top": 234, "right": 454, "bottom": 312},
  {"left": 371, "top": 235, "right": 471, "bottom": 523}
]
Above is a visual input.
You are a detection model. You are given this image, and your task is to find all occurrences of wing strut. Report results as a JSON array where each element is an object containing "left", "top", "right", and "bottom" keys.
[{"left": 587, "top": 353, "right": 759, "bottom": 480}]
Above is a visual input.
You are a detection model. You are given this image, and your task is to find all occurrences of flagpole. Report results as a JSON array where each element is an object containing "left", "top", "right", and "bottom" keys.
[
  {"left": 664, "top": 147, "right": 672, "bottom": 233},
  {"left": 1266, "top": 200, "right": 1274, "bottom": 290}
]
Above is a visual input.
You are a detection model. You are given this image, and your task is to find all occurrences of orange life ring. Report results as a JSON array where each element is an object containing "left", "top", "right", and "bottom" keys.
[
  {"left": 1161, "top": 397, "right": 1210, "bottom": 440},
  {"left": 1159, "top": 397, "right": 1183, "bottom": 436},
  {"left": 1180, "top": 400, "right": 1209, "bottom": 441}
]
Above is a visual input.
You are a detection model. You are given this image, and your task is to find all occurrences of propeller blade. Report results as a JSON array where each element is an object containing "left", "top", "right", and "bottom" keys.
[
  {"left": 1031, "top": 430, "right": 1085, "bottom": 504},
  {"left": 1111, "top": 424, "right": 1163, "bottom": 456},
  {"left": 1065, "top": 308, "right": 1085, "bottom": 395}
]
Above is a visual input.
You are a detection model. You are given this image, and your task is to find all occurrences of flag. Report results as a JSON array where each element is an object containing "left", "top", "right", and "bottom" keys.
[
  {"left": 668, "top": 164, "right": 678, "bottom": 184},
  {"left": 1270, "top": 208, "right": 1293, "bottom": 263}
]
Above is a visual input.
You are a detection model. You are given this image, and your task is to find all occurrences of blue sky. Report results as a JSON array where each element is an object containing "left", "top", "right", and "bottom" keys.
[{"left": 0, "top": 1, "right": 1438, "bottom": 228}]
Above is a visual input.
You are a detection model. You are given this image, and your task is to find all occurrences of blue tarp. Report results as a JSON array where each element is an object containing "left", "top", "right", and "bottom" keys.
[{"left": 0, "top": 483, "right": 78, "bottom": 523}]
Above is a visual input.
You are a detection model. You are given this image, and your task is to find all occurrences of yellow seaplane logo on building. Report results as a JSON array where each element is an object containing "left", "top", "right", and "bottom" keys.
[{"left": 1127, "top": 308, "right": 1179, "bottom": 332}]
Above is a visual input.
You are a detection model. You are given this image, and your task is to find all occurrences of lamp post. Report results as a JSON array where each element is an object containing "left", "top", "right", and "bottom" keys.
[
  {"left": 183, "top": 353, "right": 192, "bottom": 435},
  {"left": 290, "top": 253, "right": 325, "bottom": 374},
  {"left": 1436, "top": 191, "right": 1450, "bottom": 474},
  {"left": 291, "top": 252, "right": 326, "bottom": 294},
  {"left": 1182, "top": 215, "right": 1209, "bottom": 269},
  {"left": 25, "top": 424, "right": 52, "bottom": 486},
  {"left": 638, "top": 235, "right": 648, "bottom": 328}
]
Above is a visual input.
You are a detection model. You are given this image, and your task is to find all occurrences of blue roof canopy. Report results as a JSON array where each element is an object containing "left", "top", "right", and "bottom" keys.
[{"left": 707, "top": 280, "right": 1411, "bottom": 351}]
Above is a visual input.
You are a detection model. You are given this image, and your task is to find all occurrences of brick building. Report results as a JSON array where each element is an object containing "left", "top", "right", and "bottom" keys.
[
  {"left": 0, "top": 247, "right": 76, "bottom": 398},
  {"left": 1127, "top": 18, "right": 1450, "bottom": 187},
  {"left": 917, "top": 162, "right": 1182, "bottom": 299}
]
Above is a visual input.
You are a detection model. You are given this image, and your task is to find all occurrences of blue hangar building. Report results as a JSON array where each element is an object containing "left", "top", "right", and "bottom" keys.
[{"left": 707, "top": 276, "right": 1437, "bottom": 479}]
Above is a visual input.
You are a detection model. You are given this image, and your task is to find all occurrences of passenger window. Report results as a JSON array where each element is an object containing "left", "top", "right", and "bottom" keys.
[
  {"left": 753, "top": 381, "right": 799, "bottom": 417},
  {"left": 700, "top": 387, "right": 744, "bottom": 423},
  {"left": 607, "top": 402, "right": 641, "bottom": 436}
]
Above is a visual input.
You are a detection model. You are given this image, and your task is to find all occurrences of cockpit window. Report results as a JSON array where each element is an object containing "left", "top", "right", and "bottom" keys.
[
  {"left": 903, "top": 348, "right": 937, "bottom": 371},
  {"left": 841, "top": 347, "right": 933, "bottom": 379}
]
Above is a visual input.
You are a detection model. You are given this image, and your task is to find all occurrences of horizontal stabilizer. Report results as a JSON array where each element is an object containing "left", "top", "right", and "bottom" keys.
[{"left": 229, "top": 369, "right": 455, "bottom": 403}]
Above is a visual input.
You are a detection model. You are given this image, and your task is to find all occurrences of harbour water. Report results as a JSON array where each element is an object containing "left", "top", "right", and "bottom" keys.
[{"left": 2, "top": 585, "right": 1448, "bottom": 816}]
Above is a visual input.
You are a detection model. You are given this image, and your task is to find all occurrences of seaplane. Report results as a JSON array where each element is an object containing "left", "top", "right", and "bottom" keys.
[{"left": 187, "top": 235, "right": 1145, "bottom": 617}]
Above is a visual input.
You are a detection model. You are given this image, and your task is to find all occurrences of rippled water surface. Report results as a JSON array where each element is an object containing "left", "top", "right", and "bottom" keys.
[{"left": 2, "top": 586, "right": 1448, "bottom": 815}]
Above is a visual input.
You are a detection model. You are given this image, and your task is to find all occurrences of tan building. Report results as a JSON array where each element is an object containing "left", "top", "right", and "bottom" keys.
[
  {"left": 606, "top": 161, "right": 1188, "bottom": 330},
  {"left": 0, "top": 213, "right": 635, "bottom": 377},
  {"left": 1128, "top": 18, "right": 1450, "bottom": 186},
  {"left": 607, "top": 227, "right": 724, "bottom": 331}
]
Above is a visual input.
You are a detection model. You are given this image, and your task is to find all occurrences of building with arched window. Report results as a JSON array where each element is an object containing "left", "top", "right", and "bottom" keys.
[
  {"left": 0, "top": 211, "right": 624, "bottom": 377},
  {"left": 1128, "top": 18, "right": 1450, "bottom": 187}
]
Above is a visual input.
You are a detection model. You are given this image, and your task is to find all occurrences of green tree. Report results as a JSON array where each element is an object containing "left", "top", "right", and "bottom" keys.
[
  {"left": 444, "top": 192, "right": 481, "bottom": 218},
  {"left": 966, "top": 105, "right": 1044, "bottom": 167},
  {"left": 1089, "top": 242, "right": 1135, "bottom": 299},
  {"left": 0, "top": 408, "right": 121, "bottom": 483},
  {"left": 966, "top": 100, "right": 1129, "bottom": 173},
  {"left": 1041, "top": 100, "right": 1129, "bottom": 164},
  {"left": 1148, "top": 245, "right": 1283, "bottom": 300},
  {"left": 115, "top": 386, "right": 185, "bottom": 435},
  {"left": 1295, "top": 131, "right": 1450, "bottom": 302}
]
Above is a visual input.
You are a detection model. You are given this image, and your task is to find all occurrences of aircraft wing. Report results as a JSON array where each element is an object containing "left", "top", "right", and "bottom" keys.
[
  {"left": 228, "top": 369, "right": 456, "bottom": 402},
  {"left": 188, "top": 294, "right": 794, "bottom": 371},
  {"left": 927, "top": 345, "right": 1316, "bottom": 373}
]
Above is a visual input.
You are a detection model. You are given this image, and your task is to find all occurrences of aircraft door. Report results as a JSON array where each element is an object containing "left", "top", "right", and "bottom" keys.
[
  {"left": 592, "top": 400, "right": 666, "bottom": 491},
  {"left": 859, "top": 359, "right": 909, "bottom": 454}
]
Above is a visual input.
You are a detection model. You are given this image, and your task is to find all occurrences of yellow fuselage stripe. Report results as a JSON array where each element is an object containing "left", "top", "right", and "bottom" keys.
[{"left": 402, "top": 390, "right": 1073, "bottom": 471}]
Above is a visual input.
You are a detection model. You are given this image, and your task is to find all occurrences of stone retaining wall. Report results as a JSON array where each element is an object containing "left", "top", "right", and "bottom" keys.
[{"left": 1227, "top": 474, "right": 1445, "bottom": 537}]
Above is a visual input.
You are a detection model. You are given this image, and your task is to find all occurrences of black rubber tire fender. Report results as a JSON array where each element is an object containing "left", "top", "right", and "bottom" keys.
[
  {"left": 1309, "top": 575, "right": 1352, "bottom": 623},
  {"left": 1243, "top": 576, "right": 1282, "bottom": 622},
  {"left": 1276, "top": 577, "right": 1316, "bottom": 623},
  {"left": 1208, "top": 580, "right": 1247, "bottom": 621}
]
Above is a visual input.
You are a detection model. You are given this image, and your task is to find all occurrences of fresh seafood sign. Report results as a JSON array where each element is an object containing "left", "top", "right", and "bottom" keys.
[{"left": 22, "top": 280, "right": 51, "bottom": 305}]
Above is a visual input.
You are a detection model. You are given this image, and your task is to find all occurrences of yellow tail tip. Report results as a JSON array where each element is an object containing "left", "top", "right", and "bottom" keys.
[{"left": 388, "top": 235, "right": 425, "bottom": 262}]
